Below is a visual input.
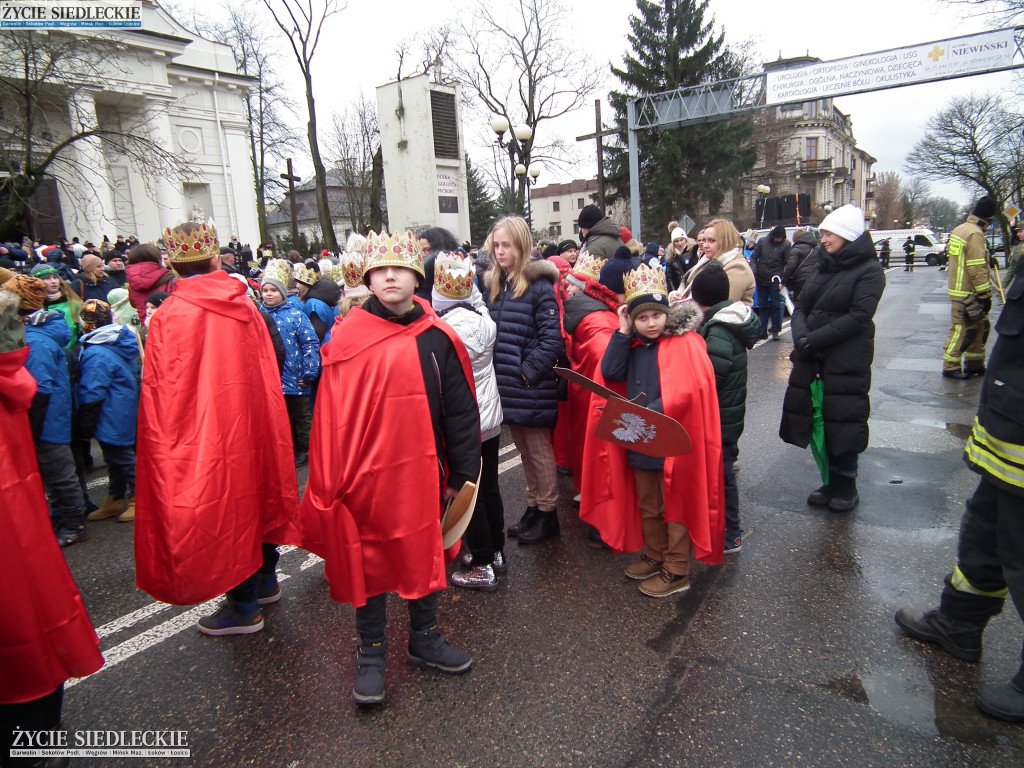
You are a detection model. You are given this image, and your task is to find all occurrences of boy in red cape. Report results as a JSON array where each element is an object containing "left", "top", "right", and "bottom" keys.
[
  {"left": 300, "top": 229, "right": 481, "bottom": 706},
  {"left": 134, "top": 222, "right": 300, "bottom": 635},
  {"left": 583, "top": 264, "right": 724, "bottom": 597},
  {"left": 0, "top": 288, "right": 103, "bottom": 756}
]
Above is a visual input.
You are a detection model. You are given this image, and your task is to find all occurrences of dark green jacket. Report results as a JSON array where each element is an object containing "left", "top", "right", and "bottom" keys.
[{"left": 698, "top": 300, "right": 761, "bottom": 444}]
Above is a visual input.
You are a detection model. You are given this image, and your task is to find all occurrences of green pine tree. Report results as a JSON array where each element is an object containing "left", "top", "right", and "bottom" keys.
[
  {"left": 466, "top": 155, "right": 499, "bottom": 245},
  {"left": 606, "top": 0, "right": 757, "bottom": 239}
]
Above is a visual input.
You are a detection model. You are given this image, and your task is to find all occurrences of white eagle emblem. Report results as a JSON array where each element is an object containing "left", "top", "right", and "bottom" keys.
[{"left": 612, "top": 412, "right": 658, "bottom": 444}]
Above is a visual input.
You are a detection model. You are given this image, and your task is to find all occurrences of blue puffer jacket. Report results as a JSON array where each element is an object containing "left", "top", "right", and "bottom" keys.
[
  {"left": 24, "top": 310, "right": 72, "bottom": 444},
  {"left": 262, "top": 301, "right": 320, "bottom": 395},
  {"left": 485, "top": 259, "right": 564, "bottom": 428},
  {"left": 76, "top": 325, "right": 139, "bottom": 446}
]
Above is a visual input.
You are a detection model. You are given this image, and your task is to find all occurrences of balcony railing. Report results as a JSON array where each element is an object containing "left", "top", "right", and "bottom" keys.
[{"left": 797, "top": 158, "right": 832, "bottom": 174}]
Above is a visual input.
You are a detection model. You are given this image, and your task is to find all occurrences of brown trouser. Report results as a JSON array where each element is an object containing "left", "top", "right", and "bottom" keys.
[
  {"left": 943, "top": 300, "right": 989, "bottom": 373},
  {"left": 509, "top": 424, "right": 558, "bottom": 511},
  {"left": 635, "top": 469, "right": 692, "bottom": 577}
]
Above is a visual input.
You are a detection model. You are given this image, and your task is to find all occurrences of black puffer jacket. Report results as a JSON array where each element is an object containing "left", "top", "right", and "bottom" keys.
[
  {"left": 779, "top": 231, "right": 885, "bottom": 454},
  {"left": 751, "top": 235, "right": 791, "bottom": 285},
  {"left": 485, "top": 259, "right": 564, "bottom": 428},
  {"left": 664, "top": 244, "right": 691, "bottom": 293},
  {"left": 782, "top": 231, "right": 820, "bottom": 294}
]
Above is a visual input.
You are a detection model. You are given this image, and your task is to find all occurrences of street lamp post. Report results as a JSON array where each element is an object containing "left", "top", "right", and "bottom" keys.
[
  {"left": 756, "top": 184, "right": 771, "bottom": 228},
  {"left": 492, "top": 117, "right": 533, "bottom": 217},
  {"left": 516, "top": 164, "right": 541, "bottom": 226}
]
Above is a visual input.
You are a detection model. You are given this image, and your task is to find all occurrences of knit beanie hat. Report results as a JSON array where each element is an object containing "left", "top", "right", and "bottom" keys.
[
  {"left": 620, "top": 227, "right": 631, "bottom": 244},
  {"left": 4, "top": 275, "right": 47, "bottom": 317},
  {"left": 578, "top": 205, "right": 604, "bottom": 230},
  {"left": 79, "top": 299, "right": 113, "bottom": 332},
  {"left": 103, "top": 249, "right": 125, "bottom": 264},
  {"left": 557, "top": 239, "right": 578, "bottom": 255},
  {"left": 599, "top": 245, "right": 640, "bottom": 295},
  {"left": 645, "top": 242, "right": 661, "bottom": 258},
  {"left": 81, "top": 254, "right": 103, "bottom": 272},
  {"left": 972, "top": 195, "right": 998, "bottom": 221},
  {"left": 670, "top": 226, "right": 685, "bottom": 242},
  {"left": 146, "top": 291, "right": 170, "bottom": 309},
  {"left": 690, "top": 261, "right": 731, "bottom": 308},
  {"left": 30, "top": 263, "right": 59, "bottom": 279},
  {"left": 769, "top": 224, "right": 786, "bottom": 240},
  {"left": 818, "top": 204, "right": 865, "bottom": 243}
]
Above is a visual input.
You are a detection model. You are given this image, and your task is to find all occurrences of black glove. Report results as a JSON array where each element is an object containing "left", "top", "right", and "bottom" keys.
[
  {"left": 979, "top": 295, "right": 992, "bottom": 314},
  {"left": 795, "top": 336, "right": 812, "bottom": 354}
]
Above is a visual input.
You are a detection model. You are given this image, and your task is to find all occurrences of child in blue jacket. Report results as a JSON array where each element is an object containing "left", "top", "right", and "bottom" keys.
[
  {"left": 4, "top": 275, "right": 89, "bottom": 546},
  {"left": 75, "top": 299, "right": 140, "bottom": 523},
  {"left": 261, "top": 261, "right": 320, "bottom": 466}
]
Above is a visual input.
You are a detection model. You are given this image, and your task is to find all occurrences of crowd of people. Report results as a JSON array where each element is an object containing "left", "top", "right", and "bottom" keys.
[{"left": 4, "top": 194, "right": 1023, "bottom": 728}]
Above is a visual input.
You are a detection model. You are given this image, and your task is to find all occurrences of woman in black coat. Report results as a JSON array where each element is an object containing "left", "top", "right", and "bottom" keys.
[{"left": 779, "top": 205, "right": 885, "bottom": 512}]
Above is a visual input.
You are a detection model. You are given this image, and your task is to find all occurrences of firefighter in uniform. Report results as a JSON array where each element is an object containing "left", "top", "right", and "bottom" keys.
[
  {"left": 941, "top": 196, "right": 996, "bottom": 380},
  {"left": 894, "top": 248, "right": 1024, "bottom": 723}
]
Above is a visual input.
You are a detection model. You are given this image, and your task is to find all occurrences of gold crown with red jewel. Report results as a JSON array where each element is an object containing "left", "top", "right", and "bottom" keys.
[
  {"left": 433, "top": 253, "right": 475, "bottom": 299},
  {"left": 571, "top": 250, "right": 603, "bottom": 282},
  {"left": 362, "top": 229, "right": 424, "bottom": 279},
  {"left": 164, "top": 222, "right": 219, "bottom": 263},
  {"left": 624, "top": 263, "right": 668, "bottom": 305}
]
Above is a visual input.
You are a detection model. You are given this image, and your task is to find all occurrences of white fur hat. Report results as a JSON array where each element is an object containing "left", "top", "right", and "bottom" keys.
[{"left": 819, "top": 204, "right": 865, "bottom": 243}]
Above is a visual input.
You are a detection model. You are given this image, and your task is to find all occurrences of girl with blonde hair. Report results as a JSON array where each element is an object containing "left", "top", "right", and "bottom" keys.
[{"left": 484, "top": 216, "right": 565, "bottom": 545}]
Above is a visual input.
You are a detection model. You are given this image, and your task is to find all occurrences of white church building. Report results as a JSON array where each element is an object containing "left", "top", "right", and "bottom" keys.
[{"left": 24, "top": 1, "right": 258, "bottom": 246}]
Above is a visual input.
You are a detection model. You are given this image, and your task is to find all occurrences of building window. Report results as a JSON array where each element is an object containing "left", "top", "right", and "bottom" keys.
[
  {"left": 573, "top": 221, "right": 580, "bottom": 234},
  {"left": 550, "top": 223, "right": 562, "bottom": 237},
  {"left": 553, "top": 201, "right": 560, "bottom": 212},
  {"left": 807, "top": 101, "right": 819, "bottom": 119},
  {"left": 429, "top": 90, "right": 460, "bottom": 159},
  {"left": 805, "top": 137, "right": 818, "bottom": 161},
  {"left": 851, "top": 157, "right": 857, "bottom": 171},
  {"left": 577, "top": 198, "right": 584, "bottom": 209}
]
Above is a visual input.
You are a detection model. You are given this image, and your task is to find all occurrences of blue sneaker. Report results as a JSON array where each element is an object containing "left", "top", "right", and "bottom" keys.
[
  {"left": 256, "top": 574, "right": 281, "bottom": 605},
  {"left": 198, "top": 602, "right": 263, "bottom": 636},
  {"left": 724, "top": 533, "right": 742, "bottom": 554}
]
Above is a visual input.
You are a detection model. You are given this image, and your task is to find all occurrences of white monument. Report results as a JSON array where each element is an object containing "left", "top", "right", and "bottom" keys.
[{"left": 376, "top": 73, "right": 471, "bottom": 242}]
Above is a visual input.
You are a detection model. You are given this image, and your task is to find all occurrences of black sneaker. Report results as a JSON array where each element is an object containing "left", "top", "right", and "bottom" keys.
[
  {"left": 407, "top": 625, "right": 472, "bottom": 674},
  {"left": 56, "top": 525, "right": 89, "bottom": 548},
  {"left": 256, "top": 574, "right": 281, "bottom": 605},
  {"left": 977, "top": 683, "right": 1024, "bottom": 722}
]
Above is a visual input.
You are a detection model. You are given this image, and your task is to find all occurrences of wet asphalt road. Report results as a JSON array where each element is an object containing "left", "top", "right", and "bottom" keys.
[{"left": 57, "top": 266, "right": 1024, "bottom": 767}]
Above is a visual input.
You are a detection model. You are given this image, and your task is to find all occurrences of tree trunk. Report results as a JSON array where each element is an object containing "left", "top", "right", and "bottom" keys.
[
  {"left": 370, "top": 145, "right": 384, "bottom": 233},
  {"left": 304, "top": 72, "right": 337, "bottom": 253}
]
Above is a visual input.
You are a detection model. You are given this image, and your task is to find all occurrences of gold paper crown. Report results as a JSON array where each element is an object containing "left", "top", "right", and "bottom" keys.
[
  {"left": 362, "top": 230, "right": 424, "bottom": 279},
  {"left": 262, "top": 259, "right": 294, "bottom": 291},
  {"left": 571, "top": 250, "right": 602, "bottom": 282},
  {"left": 293, "top": 263, "right": 321, "bottom": 286},
  {"left": 433, "top": 253, "right": 475, "bottom": 300},
  {"left": 322, "top": 264, "right": 346, "bottom": 286},
  {"left": 164, "top": 222, "right": 219, "bottom": 263},
  {"left": 340, "top": 250, "right": 366, "bottom": 289},
  {"left": 624, "top": 263, "right": 668, "bottom": 305}
]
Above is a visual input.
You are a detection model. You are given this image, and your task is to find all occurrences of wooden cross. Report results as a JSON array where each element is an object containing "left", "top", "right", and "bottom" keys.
[
  {"left": 280, "top": 158, "right": 302, "bottom": 247},
  {"left": 575, "top": 100, "right": 617, "bottom": 211}
]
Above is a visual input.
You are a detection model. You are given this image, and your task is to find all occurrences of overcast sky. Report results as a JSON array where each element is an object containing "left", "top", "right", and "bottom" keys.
[{"left": 178, "top": 0, "right": 1015, "bottom": 206}]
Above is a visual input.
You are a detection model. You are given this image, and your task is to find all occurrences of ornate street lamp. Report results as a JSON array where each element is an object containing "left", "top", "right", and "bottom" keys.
[{"left": 756, "top": 184, "right": 771, "bottom": 228}]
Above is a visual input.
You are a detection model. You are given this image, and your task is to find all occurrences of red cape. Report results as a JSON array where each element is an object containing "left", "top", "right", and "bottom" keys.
[
  {"left": 562, "top": 309, "right": 619, "bottom": 490},
  {"left": 135, "top": 271, "right": 301, "bottom": 605},
  {"left": 580, "top": 332, "right": 725, "bottom": 564},
  {"left": 300, "top": 298, "right": 475, "bottom": 607},
  {"left": 0, "top": 347, "right": 103, "bottom": 703}
]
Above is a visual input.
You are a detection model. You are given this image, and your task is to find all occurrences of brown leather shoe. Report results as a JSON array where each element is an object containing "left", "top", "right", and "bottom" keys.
[{"left": 88, "top": 494, "right": 126, "bottom": 521}]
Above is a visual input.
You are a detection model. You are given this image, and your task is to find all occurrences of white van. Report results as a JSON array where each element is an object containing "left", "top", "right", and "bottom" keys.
[{"left": 869, "top": 228, "right": 945, "bottom": 266}]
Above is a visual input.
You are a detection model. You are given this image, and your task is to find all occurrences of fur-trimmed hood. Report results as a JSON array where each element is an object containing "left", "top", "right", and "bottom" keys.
[
  {"left": 483, "top": 257, "right": 560, "bottom": 292},
  {"left": 663, "top": 299, "right": 704, "bottom": 336}
]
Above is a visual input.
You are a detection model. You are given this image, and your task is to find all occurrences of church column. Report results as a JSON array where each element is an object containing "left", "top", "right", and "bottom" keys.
[{"left": 62, "top": 91, "right": 117, "bottom": 244}]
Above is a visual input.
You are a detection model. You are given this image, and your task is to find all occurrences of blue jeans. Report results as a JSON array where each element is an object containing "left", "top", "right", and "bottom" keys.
[
  {"left": 757, "top": 282, "right": 783, "bottom": 335},
  {"left": 723, "top": 441, "right": 740, "bottom": 538}
]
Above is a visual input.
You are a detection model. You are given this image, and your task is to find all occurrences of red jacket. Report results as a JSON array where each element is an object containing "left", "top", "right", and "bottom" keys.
[
  {"left": 0, "top": 347, "right": 103, "bottom": 702},
  {"left": 125, "top": 261, "right": 176, "bottom": 321},
  {"left": 134, "top": 271, "right": 300, "bottom": 605}
]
